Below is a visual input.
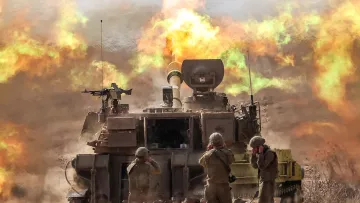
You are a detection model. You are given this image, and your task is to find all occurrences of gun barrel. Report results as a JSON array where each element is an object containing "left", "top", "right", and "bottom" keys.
[
  {"left": 81, "top": 90, "right": 106, "bottom": 96},
  {"left": 81, "top": 85, "right": 132, "bottom": 97},
  {"left": 122, "top": 89, "right": 132, "bottom": 95}
]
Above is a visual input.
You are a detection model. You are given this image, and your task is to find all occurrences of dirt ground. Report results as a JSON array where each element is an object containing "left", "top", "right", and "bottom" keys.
[{"left": 241, "top": 198, "right": 282, "bottom": 203}]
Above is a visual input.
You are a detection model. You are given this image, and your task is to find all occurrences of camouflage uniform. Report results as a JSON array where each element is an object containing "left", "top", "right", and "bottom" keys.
[
  {"left": 249, "top": 136, "right": 278, "bottom": 203},
  {"left": 199, "top": 133, "right": 235, "bottom": 203},
  {"left": 127, "top": 147, "right": 161, "bottom": 203}
]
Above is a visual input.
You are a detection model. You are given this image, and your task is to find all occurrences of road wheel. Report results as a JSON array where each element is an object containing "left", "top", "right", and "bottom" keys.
[
  {"left": 280, "top": 187, "right": 303, "bottom": 203},
  {"left": 293, "top": 187, "right": 304, "bottom": 203}
]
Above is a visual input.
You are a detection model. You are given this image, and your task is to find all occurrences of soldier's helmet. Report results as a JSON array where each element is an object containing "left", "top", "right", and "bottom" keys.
[
  {"left": 209, "top": 132, "right": 224, "bottom": 147},
  {"left": 249, "top": 136, "right": 265, "bottom": 148},
  {"left": 135, "top": 147, "right": 149, "bottom": 158}
]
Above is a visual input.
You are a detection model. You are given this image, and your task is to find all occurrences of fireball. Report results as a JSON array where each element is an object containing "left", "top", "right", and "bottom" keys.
[{"left": 0, "top": 0, "right": 87, "bottom": 84}]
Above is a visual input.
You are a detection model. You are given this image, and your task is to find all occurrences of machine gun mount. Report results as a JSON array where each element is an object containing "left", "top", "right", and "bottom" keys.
[{"left": 82, "top": 83, "right": 132, "bottom": 122}]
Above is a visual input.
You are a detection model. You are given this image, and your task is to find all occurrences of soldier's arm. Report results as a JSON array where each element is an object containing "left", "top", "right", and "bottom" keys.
[
  {"left": 227, "top": 150, "right": 235, "bottom": 164},
  {"left": 257, "top": 151, "right": 275, "bottom": 170},
  {"left": 199, "top": 152, "right": 210, "bottom": 167},
  {"left": 149, "top": 159, "right": 161, "bottom": 175},
  {"left": 250, "top": 154, "right": 258, "bottom": 169},
  {"left": 127, "top": 161, "right": 136, "bottom": 175}
]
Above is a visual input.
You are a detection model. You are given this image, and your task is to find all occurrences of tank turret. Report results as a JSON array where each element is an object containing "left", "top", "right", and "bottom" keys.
[{"left": 79, "top": 83, "right": 132, "bottom": 140}]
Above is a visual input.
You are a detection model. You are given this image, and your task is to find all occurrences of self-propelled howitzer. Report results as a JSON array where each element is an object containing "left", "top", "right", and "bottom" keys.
[{"left": 66, "top": 59, "right": 304, "bottom": 203}]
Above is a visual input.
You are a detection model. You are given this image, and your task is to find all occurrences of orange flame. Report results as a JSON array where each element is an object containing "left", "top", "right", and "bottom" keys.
[
  {"left": 275, "top": 53, "right": 295, "bottom": 67},
  {"left": 0, "top": 0, "right": 87, "bottom": 84},
  {"left": 0, "top": 121, "right": 26, "bottom": 199},
  {"left": 0, "top": 0, "right": 3, "bottom": 14},
  {"left": 312, "top": 0, "right": 360, "bottom": 120}
]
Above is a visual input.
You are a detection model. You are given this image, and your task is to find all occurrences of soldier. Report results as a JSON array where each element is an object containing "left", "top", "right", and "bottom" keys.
[
  {"left": 199, "top": 132, "right": 235, "bottom": 203},
  {"left": 127, "top": 147, "right": 161, "bottom": 203},
  {"left": 249, "top": 135, "right": 278, "bottom": 203}
]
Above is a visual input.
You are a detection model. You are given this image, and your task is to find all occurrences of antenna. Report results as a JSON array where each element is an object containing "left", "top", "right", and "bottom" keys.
[
  {"left": 247, "top": 49, "right": 254, "bottom": 105},
  {"left": 101, "top": 20, "right": 104, "bottom": 89},
  {"left": 100, "top": 20, "right": 107, "bottom": 115}
]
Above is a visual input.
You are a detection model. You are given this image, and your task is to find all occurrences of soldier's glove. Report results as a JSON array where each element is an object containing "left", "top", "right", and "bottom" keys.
[
  {"left": 258, "top": 146, "right": 264, "bottom": 153},
  {"left": 252, "top": 148, "right": 258, "bottom": 155},
  {"left": 148, "top": 157, "right": 153, "bottom": 162}
]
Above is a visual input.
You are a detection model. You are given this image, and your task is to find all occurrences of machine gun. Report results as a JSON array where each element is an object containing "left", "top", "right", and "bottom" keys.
[
  {"left": 82, "top": 83, "right": 132, "bottom": 122},
  {"left": 82, "top": 83, "right": 132, "bottom": 98}
]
